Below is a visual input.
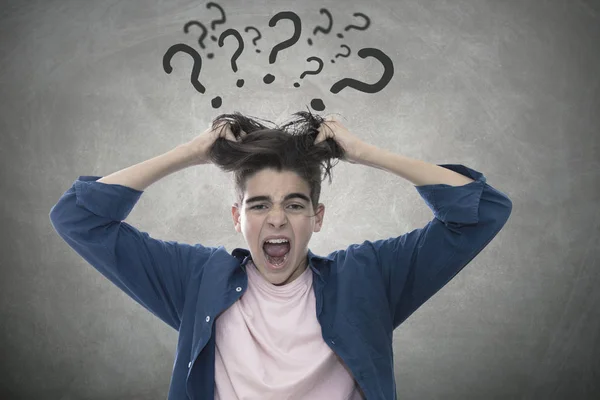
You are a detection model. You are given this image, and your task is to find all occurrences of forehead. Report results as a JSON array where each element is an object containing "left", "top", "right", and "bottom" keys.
[{"left": 244, "top": 169, "right": 310, "bottom": 202}]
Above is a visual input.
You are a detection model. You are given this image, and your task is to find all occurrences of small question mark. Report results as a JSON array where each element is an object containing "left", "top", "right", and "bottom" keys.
[
  {"left": 331, "top": 44, "right": 351, "bottom": 63},
  {"left": 294, "top": 56, "right": 324, "bottom": 88},
  {"left": 307, "top": 8, "right": 333, "bottom": 46},
  {"left": 309, "top": 48, "right": 394, "bottom": 112},
  {"left": 263, "top": 11, "right": 302, "bottom": 85},
  {"left": 183, "top": 21, "right": 214, "bottom": 59},
  {"left": 337, "top": 13, "right": 370, "bottom": 38},
  {"left": 162, "top": 43, "right": 224, "bottom": 109},
  {"left": 206, "top": 2, "right": 227, "bottom": 42},
  {"left": 218, "top": 28, "right": 246, "bottom": 88},
  {"left": 244, "top": 26, "right": 262, "bottom": 53}
]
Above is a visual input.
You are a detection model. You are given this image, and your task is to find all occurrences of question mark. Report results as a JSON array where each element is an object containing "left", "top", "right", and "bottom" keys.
[
  {"left": 207, "top": 2, "right": 227, "bottom": 42},
  {"left": 294, "top": 56, "right": 324, "bottom": 88},
  {"left": 308, "top": 48, "right": 394, "bottom": 112},
  {"left": 163, "top": 44, "right": 206, "bottom": 93},
  {"left": 263, "top": 11, "right": 302, "bottom": 85},
  {"left": 330, "top": 48, "right": 393, "bottom": 94},
  {"left": 307, "top": 8, "right": 333, "bottom": 46},
  {"left": 218, "top": 28, "right": 246, "bottom": 88},
  {"left": 162, "top": 43, "right": 224, "bottom": 108},
  {"left": 337, "top": 13, "right": 370, "bottom": 38},
  {"left": 245, "top": 26, "right": 262, "bottom": 53},
  {"left": 331, "top": 44, "right": 351, "bottom": 63},
  {"left": 183, "top": 21, "right": 214, "bottom": 59}
]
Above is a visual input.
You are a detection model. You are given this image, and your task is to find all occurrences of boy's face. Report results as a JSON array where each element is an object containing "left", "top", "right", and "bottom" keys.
[{"left": 231, "top": 168, "right": 325, "bottom": 286}]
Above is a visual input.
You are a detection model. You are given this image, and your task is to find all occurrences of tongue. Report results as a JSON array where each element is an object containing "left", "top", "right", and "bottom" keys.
[{"left": 263, "top": 242, "right": 290, "bottom": 257}]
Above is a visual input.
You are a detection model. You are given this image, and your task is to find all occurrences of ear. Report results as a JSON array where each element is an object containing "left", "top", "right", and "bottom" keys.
[
  {"left": 231, "top": 203, "right": 242, "bottom": 233},
  {"left": 313, "top": 203, "right": 325, "bottom": 233}
]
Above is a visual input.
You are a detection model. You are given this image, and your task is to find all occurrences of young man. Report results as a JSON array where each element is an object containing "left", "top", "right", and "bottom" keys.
[{"left": 49, "top": 113, "right": 512, "bottom": 399}]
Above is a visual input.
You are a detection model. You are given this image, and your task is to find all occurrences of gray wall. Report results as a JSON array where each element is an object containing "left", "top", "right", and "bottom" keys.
[{"left": 2, "top": 0, "right": 599, "bottom": 399}]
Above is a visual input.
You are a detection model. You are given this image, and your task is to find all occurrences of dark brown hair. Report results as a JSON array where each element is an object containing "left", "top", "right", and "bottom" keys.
[{"left": 207, "top": 109, "right": 347, "bottom": 217}]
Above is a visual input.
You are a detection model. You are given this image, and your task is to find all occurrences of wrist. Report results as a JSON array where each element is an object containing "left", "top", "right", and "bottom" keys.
[{"left": 175, "top": 143, "right": 203, "bottom": 167}]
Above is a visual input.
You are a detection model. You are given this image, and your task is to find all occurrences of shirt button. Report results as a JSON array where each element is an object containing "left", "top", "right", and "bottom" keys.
[
  {"left": 188, "top": 362, "right": 192, "bottom": 368},
  {"left": 331, "top": 340, "right": 335, "bottom": 344},
  {"left": 206, "top": 316, "right": 210, "bottom": 322},
  {"left": 236, "top": 287, "right": 242, "bottom": 292}
]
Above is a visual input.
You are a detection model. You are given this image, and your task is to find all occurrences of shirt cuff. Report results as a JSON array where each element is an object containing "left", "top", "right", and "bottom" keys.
[
  {"left": 74, "top": 176, "right": 144, "bottom": 221},
  {"left": 414, "top": 164, "right": 486, "bottom": 225}
]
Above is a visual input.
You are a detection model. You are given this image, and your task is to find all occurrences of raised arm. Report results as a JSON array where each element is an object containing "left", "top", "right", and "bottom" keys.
[{"left": 49, "top": 124, "right": 239, "bottom": 330}]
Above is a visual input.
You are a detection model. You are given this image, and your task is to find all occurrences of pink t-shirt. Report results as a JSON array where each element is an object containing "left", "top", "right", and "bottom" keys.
[{"left": 214, "top": 259, "right": 365, "bottom": 400}]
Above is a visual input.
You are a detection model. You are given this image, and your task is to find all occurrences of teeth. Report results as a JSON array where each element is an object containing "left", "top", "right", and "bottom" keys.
[
  {"left": 265, "top": 238, "right": 289, "bottom": 244},
  {"left": 266, "top": 252, "right": 289, "bottom": 266}
]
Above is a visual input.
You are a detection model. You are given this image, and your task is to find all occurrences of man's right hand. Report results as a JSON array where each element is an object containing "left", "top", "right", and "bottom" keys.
[{"left": 186, "top": 121, "right": 246, "bottom": 165}]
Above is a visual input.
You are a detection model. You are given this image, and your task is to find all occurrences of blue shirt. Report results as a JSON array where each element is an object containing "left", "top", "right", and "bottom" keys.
[{"left": 49, "top": 164, "right": 512, "bottom": 399}]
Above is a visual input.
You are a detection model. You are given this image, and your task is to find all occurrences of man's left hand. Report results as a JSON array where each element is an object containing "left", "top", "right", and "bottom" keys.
[{"left": 313, "top": 116, "right": 368, "bottom": 164}]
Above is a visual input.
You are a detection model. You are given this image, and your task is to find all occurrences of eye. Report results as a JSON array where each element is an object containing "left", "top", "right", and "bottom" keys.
[{"left": 250, "top": 204, "right": 304, "bottom": 210}]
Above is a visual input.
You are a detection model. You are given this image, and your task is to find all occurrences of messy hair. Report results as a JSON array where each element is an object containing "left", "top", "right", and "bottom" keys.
[{"left": 207, "top": 109, "right": 347, "bottom": 217}]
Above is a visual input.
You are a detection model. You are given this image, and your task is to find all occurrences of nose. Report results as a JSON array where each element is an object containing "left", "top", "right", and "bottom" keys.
[{"left": 266, "top": 206, "right": 288, "bottom": 226}]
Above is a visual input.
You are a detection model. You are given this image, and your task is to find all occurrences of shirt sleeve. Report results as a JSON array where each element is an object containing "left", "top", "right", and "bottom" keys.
[
  {"left": 49, "top": 176, "right": 215, "bottom": 331},
  {"left": 370, "top": 164, "right": 513, "bottom": 329}
]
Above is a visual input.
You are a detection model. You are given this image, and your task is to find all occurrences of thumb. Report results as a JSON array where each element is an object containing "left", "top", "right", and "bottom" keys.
[{"left": 314, "top": 132, "right": 322, "bottom": 145}]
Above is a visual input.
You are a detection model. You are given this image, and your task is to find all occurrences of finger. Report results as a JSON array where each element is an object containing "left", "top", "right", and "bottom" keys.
[{"left": 228, "top": 129, "right": 246, "bottom": 142}]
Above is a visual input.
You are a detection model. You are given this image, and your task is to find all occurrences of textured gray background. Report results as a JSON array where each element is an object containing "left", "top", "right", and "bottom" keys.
[{"left": 1, "top": 0, "right": 599, "bottom": 399}]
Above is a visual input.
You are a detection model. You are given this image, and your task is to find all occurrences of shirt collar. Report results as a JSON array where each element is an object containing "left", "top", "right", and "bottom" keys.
[{"left": 231, "top": 247, "right": 334, "bottom": 270}]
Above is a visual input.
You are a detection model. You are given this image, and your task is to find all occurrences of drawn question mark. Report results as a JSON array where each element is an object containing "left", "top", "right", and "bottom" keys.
[
  {"left": 309, "top": 48, "right": 394, "bottom": 112},
  {"left": 294, "top": 56, "right": 324, "bottom": 88},
  {"left": 307, "top": 8, "right": 333, "bottom": 46},
  {"left": 163, "top": 44, "right": 205, "bottom": 93},
  {"left": 337, "top": 12, "right": 370, "bottom": 38},
  {"left": 206, "top": 2, "right": 226, "bottom": 42},
  {"left": 183, "top": 21, "right": 214, "bottom": 59},
  {"left": 331, "top": 44, "right": 351, "bottom": 63},
  {"left": 162, "top": 43, "right": 224, "bottom": 108},
  {"left": 263, "top": 11, "right": 302, "bottom": 85},
  {"left": 244, "top": 26, "right": 262, "bottom": 53},
  {"left": 330, "top": 48, "right": 393, "bottom": 94},
  {"left": 218, "top": 28, "right": 246, "bottom": 88}
]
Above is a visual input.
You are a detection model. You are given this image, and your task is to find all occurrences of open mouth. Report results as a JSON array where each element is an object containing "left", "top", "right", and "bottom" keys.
[
  {"left": 264, "top": 250, "right": 290, "bottom": 269},
  {"left": 262, "top": 237, "right": 292, "bottom": 270}
]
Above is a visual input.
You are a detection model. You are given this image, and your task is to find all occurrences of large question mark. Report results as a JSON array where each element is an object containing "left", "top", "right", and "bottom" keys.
[
  {"left": 309, "top": 47, "right": 394, "bottom": 112},
  {"left": 337, "top": 13, "right": 370, "bottom": 38},
  {"left": 183, "top": 21, "right": 214, "bottom": 59},
  {"left": 218, "top": 28, "right": 246, "bottom": 88},
  {"left": 262, "top": 11, "right": 301, "bottom": 85},
  {"left": 331, "top": 44, "right": 351, "bottom": 63},
  {"left": 207, "top": 2, "right": 226, "bottom": 42},
  {"left": 330, "top": 48, "right": 393, "bottom": 94},
  {"left": 163, "top": 44, "right": 206, "bottom": 93},
  {"left": 294, "top": 56, "right": 324, "bottom": 88},
  {"left": 244, "top": 26, "right": 262, "bottom": 53},
  {"left": 162, "top": 43, "right": 224, "bottom": 108},
  {"left": 307, "top": 8, "right": 333, "bottom": 46}
]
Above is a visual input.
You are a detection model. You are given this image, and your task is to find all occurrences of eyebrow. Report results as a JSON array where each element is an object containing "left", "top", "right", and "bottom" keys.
[{"left": 245, "top": 193, "right": 310, "bottom": 205}]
